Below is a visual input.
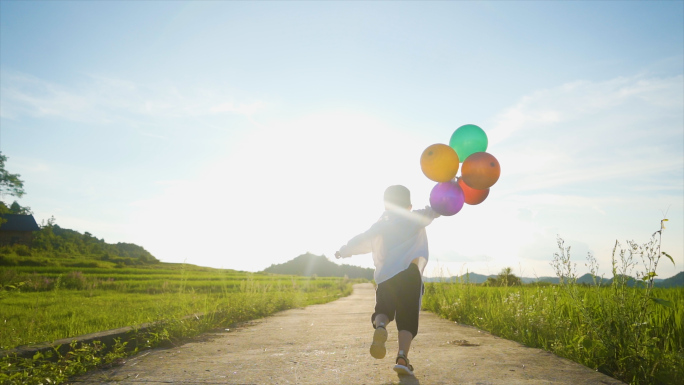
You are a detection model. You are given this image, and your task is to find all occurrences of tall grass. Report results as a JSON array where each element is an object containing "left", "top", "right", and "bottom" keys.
[
  {"left": 0, "top": 265, "right": 356, "bottom": 384},
  {"left": 423, "top": 221, "right": 682, "bottom": 385},
  {"left": 0, "top": 270, "right": 350, "bottom": 349}
]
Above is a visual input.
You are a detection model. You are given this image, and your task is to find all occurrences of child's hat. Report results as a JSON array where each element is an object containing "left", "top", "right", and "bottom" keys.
[{"left": 384, "top": 185, "right": 411, "bottom": 208}]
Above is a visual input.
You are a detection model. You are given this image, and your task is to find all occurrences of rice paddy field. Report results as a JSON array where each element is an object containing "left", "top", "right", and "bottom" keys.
[
  {"left": 422, "top": 281, "right": 684, "bottom": 385},
  {"left": 0, "top": 264, "right": 353, "bottom": 350}
]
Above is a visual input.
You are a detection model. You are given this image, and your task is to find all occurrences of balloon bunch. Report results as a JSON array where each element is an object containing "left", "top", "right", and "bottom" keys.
[{"left": 420, "top": 124, "right": 500, "bottom": 216}]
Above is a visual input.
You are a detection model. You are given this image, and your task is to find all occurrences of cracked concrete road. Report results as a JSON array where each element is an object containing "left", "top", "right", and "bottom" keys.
[{"left": 71, "top": 283, "right": 624, "bottom": 385}]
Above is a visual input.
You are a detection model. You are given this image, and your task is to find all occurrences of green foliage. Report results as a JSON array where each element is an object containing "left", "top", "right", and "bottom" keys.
[
  {"left": 0, "top": 339, "right": 130, "bottom": 385},
  {"left": 0, "top": 153, "right": 25, "bottom": 200},
  {"left": 0, "top": 201, "right": 32, "bottom": 216},
  {"left": 0, "top": 153, "right": 29, "bottom": 229},
  {"left": 1, "top": 220, "right": 159, "bottom": 267},
  {"left": 8, "top": 201, "right": 32, "bottom": 215},
  {"left": 0, "top": 265, "right": 354, "bottom": 384},
  {"left": 0, "top": 152, "right": 31, "bottom": 236},
  {"left": 10, "top": 245, "right": 31, "bottom": 257},
  {"left": 0, "top": 265, "right": 354, "bottom": 348},
  {"left": 423, "top": 221, "right": 683, "bottom": 385},
  {"left": 483, "top": 267, "right": 522, "bottom": 286},
  {"left": 423, "top": 283, "right": 683, "bottom": 385}
]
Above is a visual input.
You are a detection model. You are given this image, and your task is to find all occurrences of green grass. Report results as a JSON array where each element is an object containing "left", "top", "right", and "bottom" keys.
[
  {"left": 1, "top": 264, "right": 345, "bottom": 293},
  {"left": 423, "top": 283, "right": 683, "bottom": 384},
  {"left": 423, "top": 229, "right": 683, "bottom": 385},
  {"left": 0, "top": 265, "right": 350, "bottom": 349},
  {"left": 0, "top": 263, "right": 357, "bottom": 384}
]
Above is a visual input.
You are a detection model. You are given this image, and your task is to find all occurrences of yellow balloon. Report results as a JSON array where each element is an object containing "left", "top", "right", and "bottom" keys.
[{"left": 420, "top": 144, "right": 460, "bottom": 182}]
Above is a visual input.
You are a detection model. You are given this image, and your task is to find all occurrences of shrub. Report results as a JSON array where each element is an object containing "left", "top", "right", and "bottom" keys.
[
  {"left": 0, "top": 254, "right": 18, "bottom": 266},
  {"left": 24, "top": 274, "right": 55, "bottom": 291},
  {"left": 62, "top": 271, "right": 87, "bottom": 290},
  {"left": 13, "top": 244, "right": 32, "bottom": 257},
  {"left": 0, "top": 269, "right": 20, "bottom": 288}
]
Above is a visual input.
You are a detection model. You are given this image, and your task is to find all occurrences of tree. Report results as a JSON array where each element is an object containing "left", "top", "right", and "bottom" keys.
[
  {"left": 0, "top": 152, "right": 26, "bottom": 199},
  {"left": 497, "top": 267, "right": 522, "bottom": 286},
  {"left": 485, "top": 267, "right": 522, "bottom": 286},
  {"left": 9, "top": 200, "right": 32, "bottom": 215},
  {"left": 0, "top": 152, "right": 29, "bottom": 225}
]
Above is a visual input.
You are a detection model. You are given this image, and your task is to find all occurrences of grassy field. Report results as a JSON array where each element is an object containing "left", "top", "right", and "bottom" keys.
[
  {"left": 423, "top": 281, "right": 683, "bottom": 384},
  {"left": 0, "top": 263, "right": 356, "bottom": 384},
  {"left": 420, "top": 227, "right": 683, "bottom": 385}
]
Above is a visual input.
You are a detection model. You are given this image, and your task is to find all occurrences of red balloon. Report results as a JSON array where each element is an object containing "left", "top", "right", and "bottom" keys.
[
  {"left": 461, "top": 152, "right": 500, "bottom": 190},
  {"left": 458, "top": 177, "right": 489, "bottom": 205}
]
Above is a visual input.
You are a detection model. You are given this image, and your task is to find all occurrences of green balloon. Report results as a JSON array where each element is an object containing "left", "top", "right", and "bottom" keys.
[{"left": 449, "top": 124, "right": 488, "bottom": 162}]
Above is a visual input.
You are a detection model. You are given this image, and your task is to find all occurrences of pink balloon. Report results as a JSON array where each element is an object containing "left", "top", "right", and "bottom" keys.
[{"left": 429, "top": 181, "right": 465, "bottom": 216}]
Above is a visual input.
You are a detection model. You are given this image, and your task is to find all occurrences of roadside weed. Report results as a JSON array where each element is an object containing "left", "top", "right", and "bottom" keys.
[{"left": 423, "top": 220, "right": 682, "bottom": 385}]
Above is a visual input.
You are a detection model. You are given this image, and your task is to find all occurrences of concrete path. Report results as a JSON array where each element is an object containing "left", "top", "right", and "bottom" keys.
[{"left": 71, "top": 283, "right": 624, "bottom": 385}]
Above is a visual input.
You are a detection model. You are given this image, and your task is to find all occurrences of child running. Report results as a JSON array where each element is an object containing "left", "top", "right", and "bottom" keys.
[{"left": 335, "top": 185, "right": 440, "bottom": 376}]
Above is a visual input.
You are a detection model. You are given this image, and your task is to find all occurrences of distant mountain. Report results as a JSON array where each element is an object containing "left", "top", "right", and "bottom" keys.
[
  {"left": 424, "top": 271, "right": 683, "bottom": 287},
  {"left": 460, "top": 273, "right": 490, "bottom": 284},
  {"left": 424, "top": 273, "right": 493, "bottom": 284},
  {"left": 263, "top": 253, "right": 374, "bottom": 280},
  {"left": 571, "top": 273, "right": 679, "bottom": 288},
  {"left": 656, "top": 271, "right": 684, "bottom": 288},
  {"left": 264, "top": 255, "right": 684, "bottom": 287},
  {"left": 0, "top": 222, "right": 158, "bottom": 268},
  {"left": 426, "top": 274, "right": 560, "bottom": 284},
  {"left": 424, "top": 273, "right": 485, "bottom": 283},
  {"left": 576, "top": 273, "right": 610, "bottom": 285},
  {"left": 522, "top": 276, "right": 559, "bottom": 284}
]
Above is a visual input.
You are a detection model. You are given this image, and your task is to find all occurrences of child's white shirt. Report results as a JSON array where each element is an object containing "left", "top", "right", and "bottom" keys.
[{"left": 338, "top": 206, "right": 440, "bottom": 284}]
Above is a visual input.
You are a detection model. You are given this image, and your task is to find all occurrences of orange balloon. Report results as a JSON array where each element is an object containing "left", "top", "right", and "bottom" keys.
[
  {"left": 420, "top": 144, "right": 460, "bottom": 182},
  {"left": 458, "top": 177, "right": 489, "bottom": 205},
  {"left": 461, "top": 152, "right": 500, "bottom": 189}
]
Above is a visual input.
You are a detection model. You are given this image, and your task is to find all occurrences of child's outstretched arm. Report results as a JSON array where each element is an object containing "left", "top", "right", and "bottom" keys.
[{"left": 335, "top": 225, "right": 379, "bottom": 259}]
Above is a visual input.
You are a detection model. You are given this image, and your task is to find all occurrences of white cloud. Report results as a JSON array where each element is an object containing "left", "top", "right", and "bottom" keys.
[
  {"left": 486, "top": 74, "right": 683, "bottom": 193},
  {"left": 489, "top": 75, "right": 684, "bottom": 146},
  {"left": 0, "top": 71, "right": 264, "bottom": 124},
  {"left": 427, "top": 74, "right": 683, "bottom": 278},
  {"left": 210, "top": 101, "right": 264, "bottom": 115}
]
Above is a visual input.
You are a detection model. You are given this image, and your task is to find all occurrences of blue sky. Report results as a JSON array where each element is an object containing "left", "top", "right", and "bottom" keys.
[{"left": 1, "top": 1, "right": 682, "bottom": 279}]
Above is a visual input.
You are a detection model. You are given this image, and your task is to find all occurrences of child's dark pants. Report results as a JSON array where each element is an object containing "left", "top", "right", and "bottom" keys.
[{"left": 371, "top": 263, "right": 423, "bottom": 337}]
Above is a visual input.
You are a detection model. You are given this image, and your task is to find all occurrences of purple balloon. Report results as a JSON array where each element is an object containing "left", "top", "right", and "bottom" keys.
[{"left": 430, "top": 181, "right": 465, "bottom": 216}]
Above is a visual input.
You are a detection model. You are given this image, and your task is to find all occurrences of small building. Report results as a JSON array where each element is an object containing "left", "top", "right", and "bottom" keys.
[{"left": 0, "top": 214, "right": 41, "bottom": 247}]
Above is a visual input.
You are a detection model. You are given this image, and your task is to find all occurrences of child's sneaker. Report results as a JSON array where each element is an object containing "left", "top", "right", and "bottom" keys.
[
  {"left": 393, "top": 351, "right": 414, "bottom": 376},
  {"left": 369, "top": 326, "right": 387, "bottom": 359}
]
